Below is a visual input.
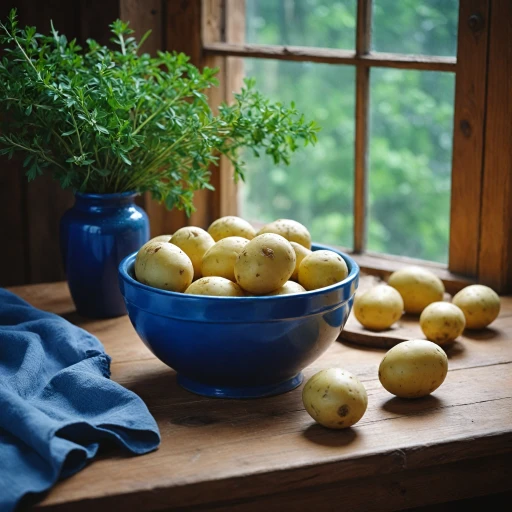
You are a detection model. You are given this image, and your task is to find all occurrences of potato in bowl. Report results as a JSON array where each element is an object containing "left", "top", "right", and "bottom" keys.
[{"left": 118, "top": 242, "right": 360, "bottom": 399}]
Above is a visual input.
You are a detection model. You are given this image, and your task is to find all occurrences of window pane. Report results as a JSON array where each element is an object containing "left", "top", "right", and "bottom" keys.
[
  {"left": 368, "top": 69, "right": 455, "bottom": 263},
  {"left": 240, "top": 59, "right": 355, "bottom": 248},
  {"left": 245, "top": 0, "right": 356, "bottom": 49},
  {"left": 372, "top": 0, "right": 458, "bottom": 56}
]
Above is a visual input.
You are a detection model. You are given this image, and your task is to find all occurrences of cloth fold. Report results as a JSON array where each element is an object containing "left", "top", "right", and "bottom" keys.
[{"left": 0, "top": 289, "right": 160, "bottom": 511}]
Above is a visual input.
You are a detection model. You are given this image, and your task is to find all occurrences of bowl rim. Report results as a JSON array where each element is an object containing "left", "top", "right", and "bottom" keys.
[{"left": 118, "top": 242, "right": 359, "bottom": 302}]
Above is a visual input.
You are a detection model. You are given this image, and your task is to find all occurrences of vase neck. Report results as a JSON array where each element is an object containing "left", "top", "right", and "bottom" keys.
[{"left": 74, "top": 192, "right": 137, "bottom": 210}]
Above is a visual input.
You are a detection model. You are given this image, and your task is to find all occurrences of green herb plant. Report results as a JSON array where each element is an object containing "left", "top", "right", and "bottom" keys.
[{"left": 0, "top": 10, "right": 318, "bottom": 213}]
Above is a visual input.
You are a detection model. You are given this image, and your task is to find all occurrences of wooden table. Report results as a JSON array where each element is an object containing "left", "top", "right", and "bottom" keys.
[{"left": 10, "top": 282, "right": 512, "bottom": 511}]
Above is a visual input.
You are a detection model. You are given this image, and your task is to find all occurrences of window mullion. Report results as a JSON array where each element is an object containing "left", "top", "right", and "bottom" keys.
[{"left": 353, "top": 0, "right": 372, "bottom": 253}]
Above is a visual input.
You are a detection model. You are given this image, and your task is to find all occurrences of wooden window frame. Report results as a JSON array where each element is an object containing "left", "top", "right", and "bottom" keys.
[{"left": 134, "top": 0, "right": 512, "bottom": 294}]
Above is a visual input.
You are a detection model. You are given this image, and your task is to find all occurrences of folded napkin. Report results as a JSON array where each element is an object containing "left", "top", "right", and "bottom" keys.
[{"left": 0, "top": 289, "right": 160, "bottom": 511}]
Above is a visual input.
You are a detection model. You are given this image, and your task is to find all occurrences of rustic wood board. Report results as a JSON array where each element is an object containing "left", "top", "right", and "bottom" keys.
[
  {"left": 340, "top": 274, "right": 509, "bottom": 349},
  {"left": 7, "top": 281, "right": 512, "bottom": 512}
]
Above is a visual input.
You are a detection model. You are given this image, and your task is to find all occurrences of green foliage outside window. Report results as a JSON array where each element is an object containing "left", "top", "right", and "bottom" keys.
[{"left": 241, "top": 0, "right": 457, "bottom": 263}]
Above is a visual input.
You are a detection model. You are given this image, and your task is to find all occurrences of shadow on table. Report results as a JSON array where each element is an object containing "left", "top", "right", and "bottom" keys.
[
  {"left": 338, "top": 339, "right": 387, "bottom": 353},
  {"left": 381, "top": 394, "right": 444, "bottom": 415},
  {"left": 60, "top": 310, "right": 100, "bottom": 326},
  {"left": 302, "top": 423, "right": 358, "bottom": 447},
  {"left": 443, "top": 340, "right": 465, "bottom": 360},
  {"left": 463, "top": 327, "right": 501, "bottom": 341}
]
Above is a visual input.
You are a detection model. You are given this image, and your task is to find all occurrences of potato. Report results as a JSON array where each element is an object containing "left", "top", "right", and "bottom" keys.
[
  {"left": 302, "top": 368, "right": 368, "bottom": 429},
  {"left": 257, "top": 219, "right": 311, "bottom": 249},
  {"left": 290, "top": 242, "right": 311, "bottom": 281},
  {"left": 298, "top": 250, "right": 348, "bottom": 291},
  {"left": 185, "top": 276, "right": 245, "bottom": 297},
  {"left": 170, "top": 227, "right": 215, "bottom": 280},
  {"left": 135, "top": 241, "right": 193, "bottom": 292},
  {"left": 388, "top": 266, "right": 445, "bottom": 314},
  {"left": 354, "top": 285, "right": 404, "bottom": 331},
  {"left": 234, "top": 233, "right": 296, "bottom": 294},
  {"left": 266, "top": 281, "right": 306, "bottom": 296},
  {"left": 378, "top": 339, "right": 448, "bottom": 398},
  {"left": 149, "top": 234, "right": 172, "bottom": 244},
  {"left": 207, "top": 216, "right": 256, "bottom": 242},
  {"left": 420, "top": 302, "right": 465, "bottom": 345},
  {"left": 201, "top": 236, "right": 250, "bottom": 282},
  {"left": 452, "top": 285, "right": 500, "bottom": 330}
]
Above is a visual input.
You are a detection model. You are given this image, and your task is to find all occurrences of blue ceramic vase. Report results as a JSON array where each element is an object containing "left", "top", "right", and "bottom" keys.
[{"left": 61, "top": 192, "right": 149, "bottom": 318}]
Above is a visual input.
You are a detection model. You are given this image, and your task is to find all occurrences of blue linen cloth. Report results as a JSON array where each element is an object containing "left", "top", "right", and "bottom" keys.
[{"left": 0, "top": 289, "right": 160, "bottom": 511}]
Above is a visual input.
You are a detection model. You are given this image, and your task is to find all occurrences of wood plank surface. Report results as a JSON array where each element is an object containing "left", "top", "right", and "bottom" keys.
[
  {"left": 25, "top": 176, "right": 74, "bottom": 284},
  {"left": 219, "top": 0, "right": 245, "bottom": 218},
  {"left": 352, "top": 251, "right": 474, "bottom": 295},
  {"left": 203, "top": 43, "right": 457, "bottom": 72},
  {"left": 6, "top": 281, "right": 512, "bottom": 511},
  {"left": 144, "top": 0, "right": 203, "bottom": 235},
  {"left": 340, "top": 274, "right": 512, "bottom": 348},
  {"left": 478, "top": 0, "right": 512, "bottom": 293},
  {"left": 448, "top": 0, "right": 489, "bottom": 277},
  {"left": 0, "top": 169, "right": 26, "bottom": 287}
]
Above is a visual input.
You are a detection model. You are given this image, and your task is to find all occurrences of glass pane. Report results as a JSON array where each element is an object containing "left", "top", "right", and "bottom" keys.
[
  {"left": 245, "top": 0, "right": 356, "bottom": 49},
  {"left": 240, "top": 59, "right": 355, "bottom": 248},
  {"left": 372, "top": 0, "right": 459, "bottom": 56},
  {"left": 368, "top": 69, "right": 455, "bottom": 263}
]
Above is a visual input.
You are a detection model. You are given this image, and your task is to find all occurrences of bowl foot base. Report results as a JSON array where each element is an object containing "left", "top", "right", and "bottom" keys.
[{"left": 177, "top": 373, "right": 304, "bottom": 399}]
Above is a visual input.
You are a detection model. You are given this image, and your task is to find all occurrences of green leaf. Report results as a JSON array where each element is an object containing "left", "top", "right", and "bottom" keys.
[
  {"left": 0, "top": 11, "right": 317, "bottom": 211},
  {"left": 119, "top": 153, "right": 132, "bottom": 166}
]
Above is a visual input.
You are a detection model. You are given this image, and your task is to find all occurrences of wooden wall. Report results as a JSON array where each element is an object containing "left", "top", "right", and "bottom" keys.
[{"left": 0, "top": 0, "right": 221, "bottom": 287}]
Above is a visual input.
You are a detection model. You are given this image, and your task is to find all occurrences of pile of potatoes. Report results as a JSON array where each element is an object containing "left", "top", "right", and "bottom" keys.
[
  {"left": 304, "top": 267, "right": 502, "bottom": 430},
  {"left": 134, "top": 216, "right": 349, "bottom": 297},
  {"left": 353, "top": 265, "right": 501, "bottom": 345},
  {"left": 303, "top": 337, "right": 450, "bottom": 429}
]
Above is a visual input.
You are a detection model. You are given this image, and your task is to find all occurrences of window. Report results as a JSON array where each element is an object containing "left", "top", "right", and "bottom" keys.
[
  {"left": 156, "top": 0, "right": 512, "bottom": 292},
  {"left": 238, "top": 1, "right": 457, "bottom": 264}
]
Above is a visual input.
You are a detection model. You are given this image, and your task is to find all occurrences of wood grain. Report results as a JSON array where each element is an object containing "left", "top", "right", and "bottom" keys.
[
  {"left": 351, "top": 251, "right": 474, "bottom": 295},
  {"left": 5, "top": 281, "right": 511, "bottom": 511},
  {"left": 25, "top": 176, "right": 74, "bottom": 284},
  {"left": 0, "top": 169, "right": 26, "bottom": 286},
  {"left": 203, "top": 43, "right": 457, "bottom": 72},
  {"left": 478, "top": 0, "right": 512, "bottom": 293},
  {"left": 144, "top": 0, "right": 203, "bottom": 235},
  {"left": 353, "top": 0, "right": 372, "bottom": 252},
  {"left": 340, "top": 274, "right": 500, "bottom": 348},
  {"left": 449, "top": 0, "right": 489, "bottom": 277},
  {"left": 220, "top": 0, "right": 245, "bottom": 217},
  {"left": 120, "top": 0, "right": 163, "bottom": 53}
]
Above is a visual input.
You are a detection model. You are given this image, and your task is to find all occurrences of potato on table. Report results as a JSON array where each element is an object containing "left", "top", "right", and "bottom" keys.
[
  {"left": 201, "top": 236, "right": 250, "bottom": 282},
  {"left": 298, "top": 250, "right": 348, "bottom": 291},
  {"left": 388, "top": 266, "right": 444, "bottom": 314},
  {"left": 234, "top": 233, "right": 296, "bottom": 295},
  {"left": 420, "top": 302, "right": 465, "bottom": 345},
  {"left": 207, "top": 216, "right": 256, "bottom": 242},
  {"left": 379, "top": 339, "right": 448, "bottom": 398},
  {"left": 302, "top": 368, "right": 368, "bottom": 429},
  {"left": 452, "top": 284, "right": 500, "bottom": 329},
  {"left": 257, "top": 219, "right": 311, "bottom": 249},
  {"left": 135, "top": 241, "right": 193, "bottom": 292},
  {"left": 170, "top": 227, "right": 215, "bottom": 280},
  {"left": 354, "top": 284, "right": 404, "bottom": 331},
  {"left": 185, "top": 277, "right": 245, "bottom": 297}
]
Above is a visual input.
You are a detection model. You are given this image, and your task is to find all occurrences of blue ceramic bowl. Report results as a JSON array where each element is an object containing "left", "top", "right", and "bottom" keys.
[{"left": 118, "top": 244, "right": 359, "bottom": 399}]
